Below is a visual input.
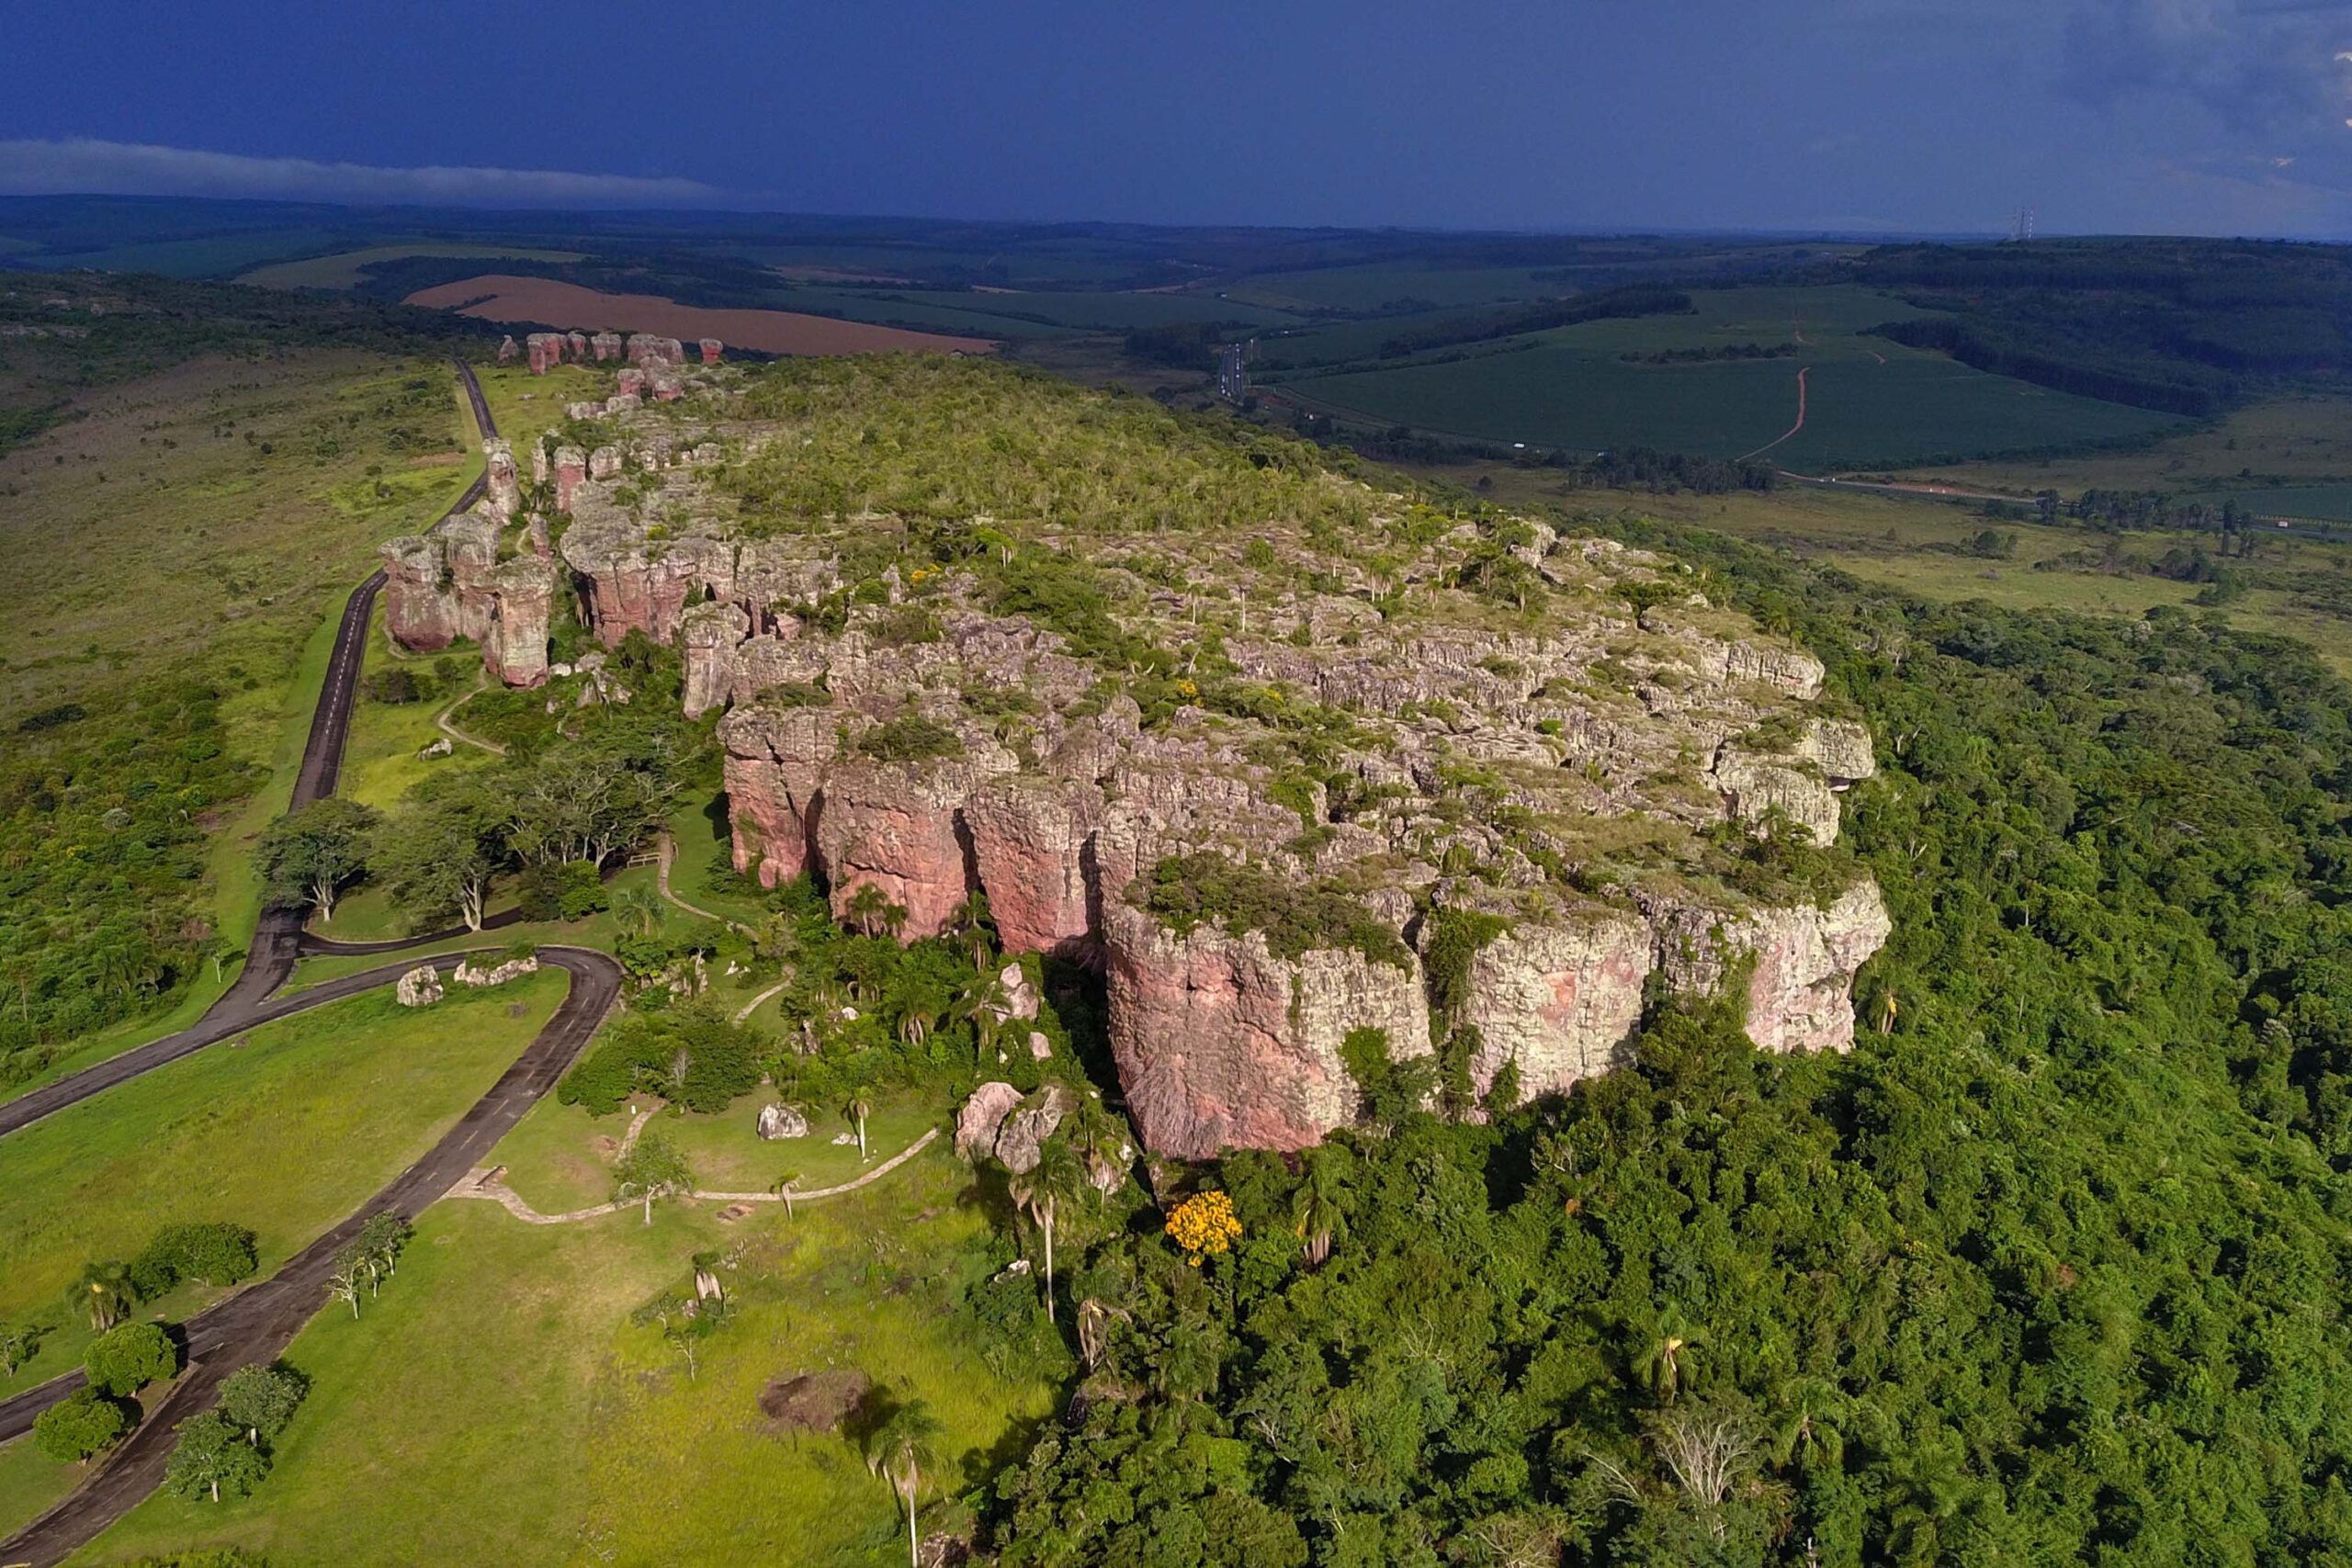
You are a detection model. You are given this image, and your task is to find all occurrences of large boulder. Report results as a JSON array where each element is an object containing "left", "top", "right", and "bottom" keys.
[
  {"left": 395, "top": 965, "right": 442, "bottom": 1007},
  {"left": 756, "top": 1102, "right": 810, "bottom": 1141},
  {"left": 956, "top": 1081, "right": 1024, "bottom": 1161},
  {"left": 993, "top": 1083, "right": 1072, "bottom": 1175}
]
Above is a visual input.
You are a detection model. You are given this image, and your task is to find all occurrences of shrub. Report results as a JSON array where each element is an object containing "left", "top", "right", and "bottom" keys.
[
  {"left": 35, "top": 1387, "right": 130, "bottom": 1463},
  {"left": 1138, "top": 852, "right": 1408, "bottom": 968},
  {"left": 558, "top": 1003, "right": 765, "bottom": 1116},
  {"left": 854, "top": 714, "right": 964, "bottom": 763},
  {"left": 132, "top": 1222, "right": 258, "bottom": 1292},
  {"left": 363, "top": 667, "right": 424, "bottom": 704},
  {"left": 557, "top": 860, "right": 609, "bottom": 919},
  {"left": 86, "top": 1320, "right": 179, "bottom": 1396}
]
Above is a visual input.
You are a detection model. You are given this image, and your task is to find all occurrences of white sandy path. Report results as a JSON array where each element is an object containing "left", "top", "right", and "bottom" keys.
[{"left": 445, "top": 1127, "right": 942, "bottom": 1224}]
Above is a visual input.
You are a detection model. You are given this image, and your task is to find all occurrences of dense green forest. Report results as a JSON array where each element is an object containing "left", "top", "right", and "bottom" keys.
[{"left": 979, "top": 528, "right": 2352, "bottom": 1566}]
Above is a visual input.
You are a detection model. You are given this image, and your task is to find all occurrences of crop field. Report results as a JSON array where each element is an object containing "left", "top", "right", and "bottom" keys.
[
  {"left": 1223, "top": 264, "right": 1577, "bottom": 313},
  {"left": 405, "top": 275, "right": 999, "bottom": 356},
  {"left": 1279, "top": 286, "right": 2184, "bottom": 468},
  {"left": 241, "top": 243, "right": 587, "bottom": 290}
]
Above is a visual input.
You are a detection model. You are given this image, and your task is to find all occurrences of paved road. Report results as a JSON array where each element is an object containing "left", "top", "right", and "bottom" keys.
[
  {"left": 0, "top": 944, "right": 621, "bottom": 1565},
  {"left": 0, "top": 359, "right": 612, "bottom": 1568}
]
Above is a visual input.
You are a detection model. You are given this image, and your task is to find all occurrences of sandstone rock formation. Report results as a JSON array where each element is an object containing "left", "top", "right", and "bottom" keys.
[
  {"left": 483, "top": 363, "right": 1891, "bottom": 1158},
  {"left": 497, "top": 335, "right": 519, "bottom": 364},
  {"left": 379, "top": 505, "right": 556, "bottom": 687},
  {"left": 454, "top": 953, "right": 539, "bottom": 987},
  {"left": 699, "top": 337, "right": 723, "bottom": 364},
  {"left": 395, "top": 964, "right": 442, "bottom": 1007},
  {"left": 593, "top": 331, "right": 622, "bottom": 362},
  {"left": 956, "top": 1081, "right": 1025, "bottom": 1160},
  {"left": 756, "top": 1102, "right": 809, "bottom": 1140}
]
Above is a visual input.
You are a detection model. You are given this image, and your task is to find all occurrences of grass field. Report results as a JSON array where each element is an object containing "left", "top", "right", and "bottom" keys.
[
  {"left": 75, "top": 1144, "right": 1055, "bottom": 1567},
  {"left": 241, "top": 243, "right": 586, "bottom": 291},
  {"left": 1281, "top": 286, "right": 2184, "bottom": 468},
  {"left": 493, "top": 1087, "right": 941, "bottom": 1216},
  {"left": 0, "top": 973, "right": 564, "bottom": 1399},
  {"left": 1222, "top": 264, "right": 1578, "bottom": 312},
  {"left": 0, "top": 353, "right": 481, "bottom": 1096},
  {"left": 1900, "top": 393, "right": 2352, "bottom": 496}
]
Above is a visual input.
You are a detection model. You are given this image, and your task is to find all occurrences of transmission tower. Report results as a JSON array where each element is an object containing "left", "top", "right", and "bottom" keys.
[{"left": 2009, "top": 204, "right": 2038, "bottom": 243}]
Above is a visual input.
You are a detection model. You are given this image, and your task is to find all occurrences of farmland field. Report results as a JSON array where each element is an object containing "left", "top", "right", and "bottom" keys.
[
  {"left": 404, "top": 275, "right": 999, "bottom": 355},
  {"left": 242, "top": 243, "right": 586, "bottom": 290},
  {"left": 1277, "top": 285, "right": 2185, "bottom": 468},
  {"left": 779, "top": 285, "right": 1299, "bottom": 333}
]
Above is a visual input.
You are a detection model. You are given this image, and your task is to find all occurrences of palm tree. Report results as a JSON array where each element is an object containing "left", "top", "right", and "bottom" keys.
[
  {"left": 1009, "top": 1137, "right": 1087, "bottom": 1324},
  {"left": 615, "top": 883, "right": 664, "bottom": 939},
  {"left": 845, "top": 1092, "right": 873, "bottom": 1161},
  {"left": 1771, "top": 1376, "right": 1850, "bottom": 1472},
  {"left": 953, "top": 973, "right": 1010, "bottom": 1066},
  {"left": 1290, "top": 1149, "right": 1350, "bottom": 1269},
  {"left": 1641, "top": 1312, "right": 1702, "bottom": 1406},
  {"left": 844, "top": 883, "right": 894, "bottom": 939},
  {"left": 73, "top": 1262, "right": 134, "bottom": 1333},
  {"left": 952, "top": 891, "right": 995, "bottom": 970},
  {"left": 773, "top": 1170, "right": 802, "bottom": 1219},
  {"left": 866, "top": 1398, "right": 944, "bottom": 1568}
]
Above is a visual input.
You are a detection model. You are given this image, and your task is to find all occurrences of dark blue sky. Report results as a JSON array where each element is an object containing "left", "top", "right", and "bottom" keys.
[{"left": 6, "top": 0, "right": 2351, "bottom": 235}]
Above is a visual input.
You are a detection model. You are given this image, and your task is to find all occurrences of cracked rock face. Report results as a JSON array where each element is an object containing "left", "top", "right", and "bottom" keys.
[{"left": 1105, "top": 902, "right": 1432, "bottom": 1160}]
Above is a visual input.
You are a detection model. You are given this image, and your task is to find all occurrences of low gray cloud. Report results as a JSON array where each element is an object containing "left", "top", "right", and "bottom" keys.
[{"left": 0, "top": 138, "right": 735, "bottom": 209}]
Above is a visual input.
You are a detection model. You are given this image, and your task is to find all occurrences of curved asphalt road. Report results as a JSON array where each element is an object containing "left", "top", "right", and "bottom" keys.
[{"left": 0, "top": 361, "right": 628, "bottom": 1568}]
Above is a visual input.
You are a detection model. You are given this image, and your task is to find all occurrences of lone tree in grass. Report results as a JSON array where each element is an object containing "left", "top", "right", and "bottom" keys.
[
  {"left": 845, "top": 1091, "right": 873, "bottom": 1161},
  {"left": 613, "top": 1129, "right": 693, "bottom": 1224},
  {"left": 773, "top": 1169, "right": 802, "bottom": 1219},
  {"left": 254, "top": 797, "right": 378, "bottom": 924},
  {"left": 34, "top": 1387, "right": 128, "bottom": 1464},
  {"left": 164, "top": 1410, "right": 268, "bottom": 1503},
  {"left": 219, "top": 1362, "right": 307, "bottom": 1448},
  {"left": 865, "top": 1397, "right": 944, "bottom": 1568},
  {"left": 85, "top": 1320, "right": 178, "bottom": 1397}
]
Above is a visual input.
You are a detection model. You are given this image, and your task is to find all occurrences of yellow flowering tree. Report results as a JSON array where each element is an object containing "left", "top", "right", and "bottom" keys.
[{"left": 1164, "top": 1190, "right": 1242, "bottom": 1266}]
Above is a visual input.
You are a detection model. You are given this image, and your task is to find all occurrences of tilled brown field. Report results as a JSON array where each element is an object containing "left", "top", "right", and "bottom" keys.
[{"left": 404, "top": 275, "right": 996, "bottom": 356}]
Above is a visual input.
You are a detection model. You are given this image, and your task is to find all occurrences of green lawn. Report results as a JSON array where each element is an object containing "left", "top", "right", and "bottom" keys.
[
  {"left": 493, "top": 1089, "right": 944, "bottom": 1215},
  {"left": 75, "top": 1147, "right": 1056, "bottom": 1567},
  {"left": 0, "top": 973, "right": 565, "bottom": 1400}
]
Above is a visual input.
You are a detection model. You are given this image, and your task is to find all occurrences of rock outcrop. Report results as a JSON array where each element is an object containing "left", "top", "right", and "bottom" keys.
[
  {"left": 487, "top": 361, "right": 1894, "bottom": 1159},
  {"left": 379, "top": 507, "right": 554, "bottom": 687},
  {"left": 699, "top": 337, "right": 724, "bottom": 364},
  {"left": 454, "top": 953, "right": 539, "bottom": 987}
]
